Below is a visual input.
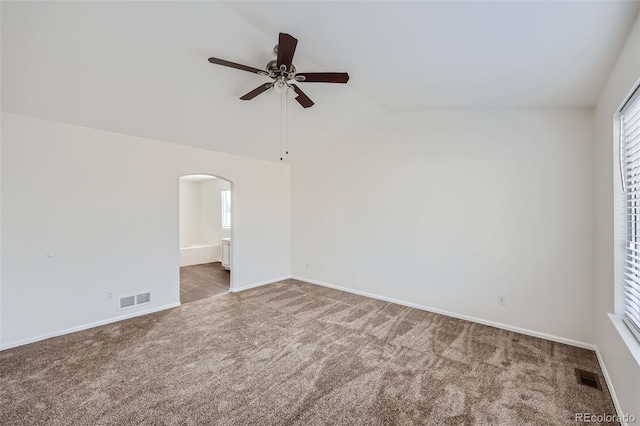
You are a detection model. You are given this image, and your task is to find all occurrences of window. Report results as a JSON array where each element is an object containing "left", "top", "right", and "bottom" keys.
[
  {"left": 221, "top": 190, "right": 231, "bottom": 228},
  {"left": 621, "top": 84, "right": 640, "bottom": 342}
]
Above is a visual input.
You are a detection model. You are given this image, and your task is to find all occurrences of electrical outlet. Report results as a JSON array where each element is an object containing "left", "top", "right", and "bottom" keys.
[
  {"left": 498, "top": 295, "right": 505, "bottom": 305},
  {"left": 106, "top": 292, "right": 113, "bottom": 301},
  {"left": 320, "top": 265, "right": 326, "bottom": 272},
  {"left": 305, "top": 262, "right": 309, "bottom": 269}
]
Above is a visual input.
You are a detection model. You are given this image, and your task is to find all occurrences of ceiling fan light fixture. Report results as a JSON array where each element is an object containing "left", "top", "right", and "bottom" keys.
[{"left": 273, "top": 79, "right": 288, "bottom": 95}]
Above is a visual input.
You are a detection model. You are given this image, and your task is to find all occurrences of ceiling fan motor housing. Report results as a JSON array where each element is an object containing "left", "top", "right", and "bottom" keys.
[{"left": 266, "top": 59, "right": 296, "bottom": 79}]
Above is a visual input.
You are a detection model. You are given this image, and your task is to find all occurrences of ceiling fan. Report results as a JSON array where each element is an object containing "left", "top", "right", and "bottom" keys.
[{"left": 207, "top": 33, "right": 349, "bottom": 108}]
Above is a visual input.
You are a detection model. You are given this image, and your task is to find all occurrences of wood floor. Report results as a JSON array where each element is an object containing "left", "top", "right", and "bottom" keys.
[{"left": 180, "top": 262, "right": 230, "bottom": 304}]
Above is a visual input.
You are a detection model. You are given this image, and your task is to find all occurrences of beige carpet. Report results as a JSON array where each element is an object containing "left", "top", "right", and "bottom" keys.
[{"left": 1, "top": 279, "right": 618, "bottom": 425}]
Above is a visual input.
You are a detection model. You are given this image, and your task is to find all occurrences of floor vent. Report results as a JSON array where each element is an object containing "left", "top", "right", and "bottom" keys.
[
  {"left": 118, "top": 292, "right": 151, "bottom": 310},
  {"left": 575, "top": 368, "right": 602, "bottom": 390}
]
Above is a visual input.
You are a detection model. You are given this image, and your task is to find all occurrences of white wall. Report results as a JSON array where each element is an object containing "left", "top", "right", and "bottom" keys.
[
  {"left": 0, "top": 112, "right": 291, "bottom": 348},
  {"left": 594, "top": 14, "right": 640, "bottom": 420},
  {"left": 292, "top": 109, "right": 595, "bottom": 344}
]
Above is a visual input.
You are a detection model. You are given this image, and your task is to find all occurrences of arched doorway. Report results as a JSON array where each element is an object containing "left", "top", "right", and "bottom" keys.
[{"left": 178, "top": 174, "right": 232, "bottom": 304}]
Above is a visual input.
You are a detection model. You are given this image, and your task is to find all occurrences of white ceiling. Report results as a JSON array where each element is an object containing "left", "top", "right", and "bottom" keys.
[
  {"left": 223, "top": 0, "right": 640, "bottom": 109},
  {"left": 2, "top": 1, "right": 639, "bottom": 162}
]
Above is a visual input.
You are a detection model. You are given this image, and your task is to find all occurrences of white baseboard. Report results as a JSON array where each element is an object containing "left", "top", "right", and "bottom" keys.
[
  {"left": 1, "top": 275, "right": 289, "bottom": 350},
  {"left": 292, "top": 277, "right": 630, "bottom": 417},
  {"left": 179, "top": 245, "right": 219, "bottom": 267},
  {"left": 594, "top": 347, "right": 626, "bottom": 425},
  {"left": 0, "top": 302, "right": 181, "bottom": 351},
  {"left": 291, "top": 275, "right": 596, "bottom": 350},
  {"left": 230, "top": 275, "right": 292, "bottom": 293},
  {"left": 1, "top": 275, "right": 624, "bottom": 419},
  {"left": 290, "top": 276, "right": 631, "bottom": 416}
]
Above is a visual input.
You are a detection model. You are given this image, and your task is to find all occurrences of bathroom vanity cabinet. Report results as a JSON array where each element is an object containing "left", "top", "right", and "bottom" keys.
[{"left": 221, "top": 238, "right": 230, "bottom": 270}]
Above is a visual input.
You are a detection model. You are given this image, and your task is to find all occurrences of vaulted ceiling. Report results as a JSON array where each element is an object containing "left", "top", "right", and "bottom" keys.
[
  {"left": 2, "top": 1, "right": 639, "bottom": 162},
  {"left": 225, "top": 1, "right": 640, "bottom": 109}
]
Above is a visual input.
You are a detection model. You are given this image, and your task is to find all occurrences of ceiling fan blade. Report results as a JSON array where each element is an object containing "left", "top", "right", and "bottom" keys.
[
  {"left": 208, "top": 57, "right": 266, "bottom": 75},
  {"left": 277, "top": 33, "right": 298, "bottom": 71},
  {"left": 290, "top": 84, "right": 314, "bottom": 108},
  {"left": 295, "top": 72, "right": 350, "bottom": 83},
  {"left": 240, "top": 83, "right": 274, "bottom": 100}
]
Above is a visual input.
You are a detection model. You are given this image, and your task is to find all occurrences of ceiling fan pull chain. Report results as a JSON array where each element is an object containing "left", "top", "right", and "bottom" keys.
[
  {"left": 280, "top": 93, "right": 284, "bottom": 161},
  {"left": 285, "top": 91, "right": 289, "bottom": 155}
]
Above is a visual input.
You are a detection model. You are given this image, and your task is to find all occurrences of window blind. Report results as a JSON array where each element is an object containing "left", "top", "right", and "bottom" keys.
[{"left": 622, "top": 85, "right": 640, "bottom": 341}]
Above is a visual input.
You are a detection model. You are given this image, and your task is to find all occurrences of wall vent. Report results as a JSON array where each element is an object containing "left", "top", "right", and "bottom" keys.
[
  {"left": 574, "top": 368, "right": 602, "bottom": 390},
  {"left": 119, "top": 295, "right": 136, "bottom": 310},
  {"left": 118, "top": 292, "right": 151, "bottom": 310},
  {"left": 136, "top": 292, "right": 151, "bottom": 305}
]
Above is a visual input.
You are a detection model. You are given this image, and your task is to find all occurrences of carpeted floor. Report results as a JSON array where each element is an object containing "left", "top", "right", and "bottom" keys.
[{"left": 1, "top": 279, "right": 618, "bottom": 425}]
